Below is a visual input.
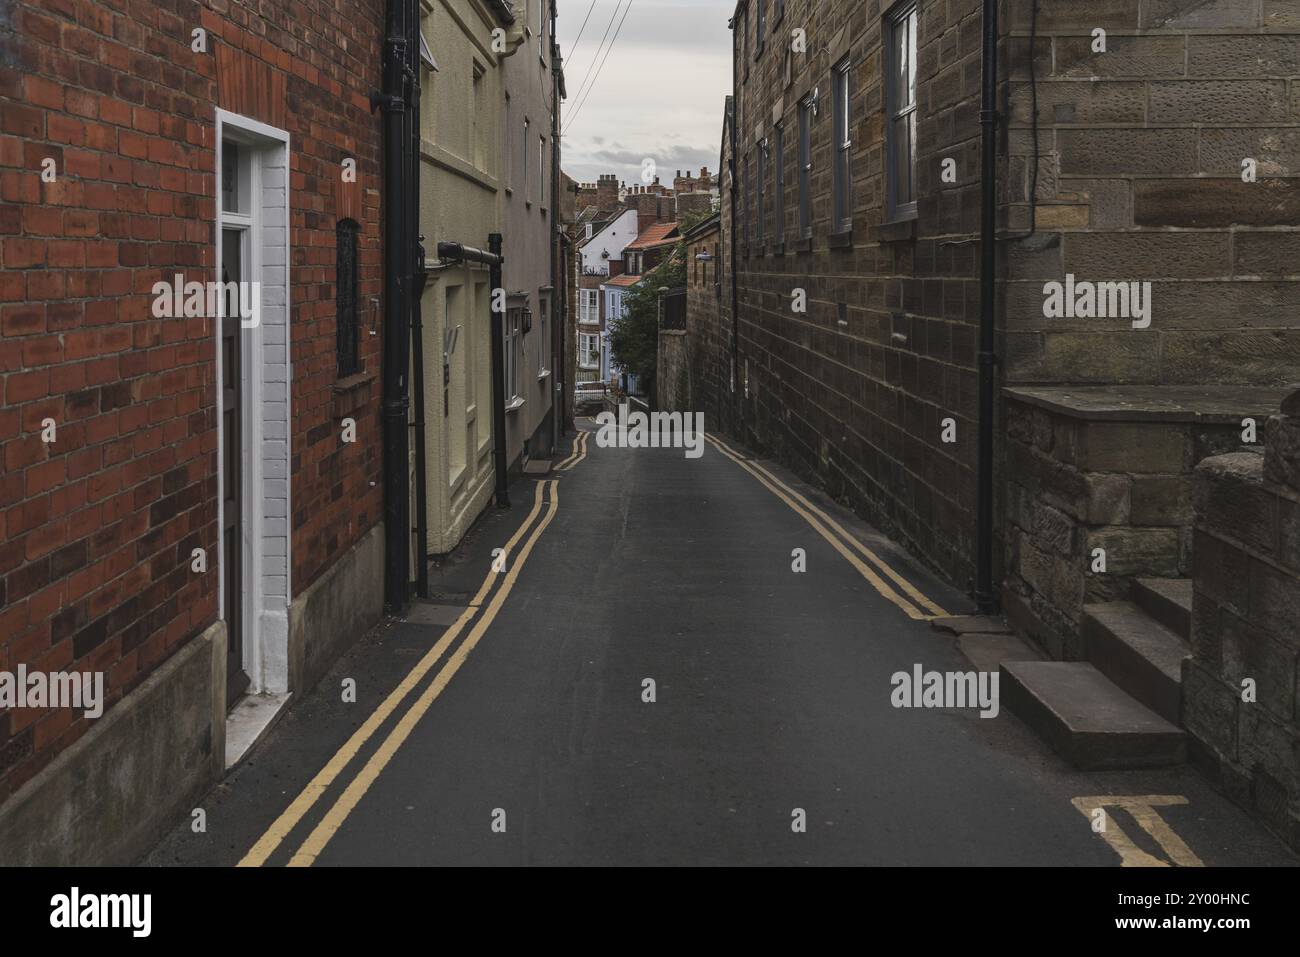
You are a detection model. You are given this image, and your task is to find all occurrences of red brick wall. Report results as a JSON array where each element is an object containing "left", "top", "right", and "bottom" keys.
[{"left": 0, "top": 0, "right": 384, "bottom": 801}]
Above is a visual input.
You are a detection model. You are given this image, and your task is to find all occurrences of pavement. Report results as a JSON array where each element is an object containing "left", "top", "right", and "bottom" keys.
[{"left": 141, "top": 419, "right": 1298, "bottom": 867}]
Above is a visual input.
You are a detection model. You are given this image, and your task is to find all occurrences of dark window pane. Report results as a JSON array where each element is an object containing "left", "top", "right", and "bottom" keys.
[{"left": 336, "top": 220, "right": 360, "bottom": 376}]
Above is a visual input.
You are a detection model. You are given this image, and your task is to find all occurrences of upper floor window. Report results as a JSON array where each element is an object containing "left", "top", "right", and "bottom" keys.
[
  {"left": 539, "top": 135, "right": 546, "bottom": 205},
  {"left": 887, "top": 1, "right": 919, "bottom": 220},
  {"left": 832, "top": 57, "right": 853, "bottom": 233},
  {"left": 774, "top": 121, "right": 785, "bottom": 245},
  {"left": 741, "top": 11, "right": 749, "bottom": 80},
  {"left": 336, "top": 219, "right": 360, "bottom": 376},
  {"left": 756, "top": 0, "right": 766, "bottom": 55},
  {"left": 757, "top": 137, "right": 768, "bottom": 246},
  {"left": 580, "top": 288, "right": 600, "bottom": 324},
  {"left": 797, "top": 96, "right": 812, "bottom": 240},
  {"left": 523, "top": 118, "right": 530, "bottom": 199},
  {"left": 743, "top": 152, "right": 752, "bottom": 247}
]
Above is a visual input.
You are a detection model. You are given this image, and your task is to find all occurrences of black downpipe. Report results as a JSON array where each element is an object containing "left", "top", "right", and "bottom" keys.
[
  {"left": 728, "top": 33, "right": 739, "bottom": 431},
  {"left": 407, "top": 7, "right": 429, "bottom": 600},
  {"left": 487, "top": 233, "right": 509, "bottom": 507},
  {"left": 379, "top": 0, "right": 412, "bottom": 613},
  {"left": 975, "top": 0, "right": 999, "bottom": 614},
  {"left": 550, "top": 1, "right": 563, "bottom": 451}
]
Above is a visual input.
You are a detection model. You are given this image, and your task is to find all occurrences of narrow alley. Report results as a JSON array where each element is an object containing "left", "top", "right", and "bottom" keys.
[{"left": 143, "top": 425, "right": 1295, "bottom": 867}]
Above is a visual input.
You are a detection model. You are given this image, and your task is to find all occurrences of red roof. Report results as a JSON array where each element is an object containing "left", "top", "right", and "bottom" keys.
[
  {"left": 624, "top": 222, "right": 679, "bottom": 251},
  {"left": 603, "top": 274, "right": 643, "bottom": 288}
]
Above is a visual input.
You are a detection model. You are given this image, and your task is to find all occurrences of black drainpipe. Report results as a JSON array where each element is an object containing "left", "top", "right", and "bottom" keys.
[
  {"left": 377, "top": 0, "right": 412, "bottom": 614},
  {"left": 436, "top": 238, "right": 509, "bottom": 508},
  {"left": 488, "top": 233, "right": 509, "bottom": 507},
  {"left": 975, "top": 0, "right": 999, "bottom": 614},
  {"left": 408, "top": 2, "right": 429, "bottom": 600},
  {"left": 550, "top": 1, "right": 563, "bottom": 453},
  {"left": 728, "top": 39, "right": 739, "bottom": 431}
]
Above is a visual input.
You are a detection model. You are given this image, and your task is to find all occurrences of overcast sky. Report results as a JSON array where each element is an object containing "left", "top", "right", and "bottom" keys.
[{"left": 556, "top": 0, "right": 733, "bottom": 187}]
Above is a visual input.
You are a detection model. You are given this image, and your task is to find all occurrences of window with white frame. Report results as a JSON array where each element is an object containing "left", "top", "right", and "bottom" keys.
[
  {"left": 539, "top": 135, "right": 546, "bottom": 206},
  {"left": 579, "top": 288, "right": 599, "bottom": 324},
  {"left": 833, "top": 57, "right": 853, "bottom": 233},
  {"left": 886, "top": 1, "right": 918, "bottom": 220},
  {"left": 505, "top": 306, "right": 523, "bottom": 403},
  {"left": 539, "top": 0, "right": 546, "bottom": 60},
  {"left": 537, "top": 296, "right": 549, "bottom": 371},
  {"left": 580, "top": 332, "right": 600, "bottom": 369}
]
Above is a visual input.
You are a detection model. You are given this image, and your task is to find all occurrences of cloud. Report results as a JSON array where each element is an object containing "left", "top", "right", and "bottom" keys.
[{"left": 557, "top": 0, "right": 733, "bottom": 185}]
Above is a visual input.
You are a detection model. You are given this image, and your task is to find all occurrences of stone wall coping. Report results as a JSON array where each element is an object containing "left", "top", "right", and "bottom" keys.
[
  {"left": 1195, "top": 449, "right": 1264, "bottom": 481},
  {"left": 1003, "top": 385, "right": 1292, "bottom": 424}
]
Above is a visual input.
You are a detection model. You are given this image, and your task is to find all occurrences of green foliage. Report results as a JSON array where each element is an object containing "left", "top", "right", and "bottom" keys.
[
  {"left": 676, "top": 207, "right": 714, "bottom": 236},
  {"left": 607, "top": 253, "right": 686, "bottom": 391}
]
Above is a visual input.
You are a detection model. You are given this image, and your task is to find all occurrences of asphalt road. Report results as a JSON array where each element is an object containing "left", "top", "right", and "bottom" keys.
[{"left": 142, "top": 422, "right": 1297, "bottom": 867}]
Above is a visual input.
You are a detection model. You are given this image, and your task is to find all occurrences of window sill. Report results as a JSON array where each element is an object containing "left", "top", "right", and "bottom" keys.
[
  {"left": 828, "top": 228, "right": 853, "bottom": 249},
  {"left": 332, "top": 368, "right": 376, "bottom": 417},
  {"left": 505, "top": 397, "right": 525, "bottom": 414},
  {"left": 790, "top": 237, "right": 812, "bottom": 255},
  {"left": 332, "top": 368, "right": 375, "bottom": 393},
  {"left": 870, "top": 217, "right": 917, "bottom": 243}
]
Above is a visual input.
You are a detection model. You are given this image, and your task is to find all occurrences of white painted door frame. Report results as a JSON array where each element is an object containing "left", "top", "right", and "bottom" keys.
[{"left": 215, "top": 108, "right": 292, "bottom": 696}]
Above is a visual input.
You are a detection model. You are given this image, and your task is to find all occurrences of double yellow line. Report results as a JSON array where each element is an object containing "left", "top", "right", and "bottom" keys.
[
  {"left": 705, "top": 434, "right": 947, "bottom": 621},
  {"left": 238, "top": 479, "right": 560, "bottom": 867},
  {"left": 555, "top": 428, "right": 589, "bottom": 471}
]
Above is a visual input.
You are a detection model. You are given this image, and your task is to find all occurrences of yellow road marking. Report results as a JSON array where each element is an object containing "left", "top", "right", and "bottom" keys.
[
  {"left": 286, "top": 480, "right": 561, "bottom": 866},
  {"left": 705, "top": 435, "right": 933, "bottom": 621},
  {"left": 709, "top": 435, "right": 947, "bottom": 617},
  {"left": 557, "top": 430, "right": 588, "bottom": 471},
  {"left": 1071, "top": 795, "right": 1204, "bottom": 867},
  {"left": 554, "top": 433, "right": 581, "bottom": 470},
  {"left": 237, "top": 481, "right": 549, "bottom": 867}
]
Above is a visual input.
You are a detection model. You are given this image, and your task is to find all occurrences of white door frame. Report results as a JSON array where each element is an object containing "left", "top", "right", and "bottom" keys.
[{"left": 215, "top": 108, "right": 292, "bottom": 696}]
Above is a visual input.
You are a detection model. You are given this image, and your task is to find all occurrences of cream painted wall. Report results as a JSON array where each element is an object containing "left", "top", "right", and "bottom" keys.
[
  {"left": 501, "top": 0, "right": 558, "bottom": 467},
  {"left": 416, "top": 0, "right": 521, "bottom": 555}
]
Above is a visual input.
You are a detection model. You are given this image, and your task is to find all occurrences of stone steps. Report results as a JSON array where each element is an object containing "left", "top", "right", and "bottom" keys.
[
  {"left": 1082, "top": 599, "right": 1190, "bottom": 725},
  {"left": 1000, "top": 660, "right": 1187, "bottom": 770},
  {"left": 1132, "top": 577, "right": 1192, "bottom": 640}
]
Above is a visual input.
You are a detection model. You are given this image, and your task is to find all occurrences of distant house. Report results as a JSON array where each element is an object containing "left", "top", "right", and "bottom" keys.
[
  {"left": 575, "top": 208, "right": 638, "bottom": 383},
  {"left": 598, "top": 220, "right": 680, "bottom": 396},
  {"left": 621, "top": 221, "right": 681, "bottom": 277}
]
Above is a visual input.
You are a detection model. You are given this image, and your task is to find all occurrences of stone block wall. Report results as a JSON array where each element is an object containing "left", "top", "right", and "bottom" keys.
[
  {"left": 1183, "top": 390, "right": 1300, "bottom": 851},
  {"left": 1002, "top": 387, "right": 1275, "bottom": 658},
  {"left": 1003, "top": 0, "right": 1300, "bottom": 387}
]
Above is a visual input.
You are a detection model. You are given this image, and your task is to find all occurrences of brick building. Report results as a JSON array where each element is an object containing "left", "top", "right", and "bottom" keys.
[{"left": 0, "top": 0, "right": 387, "bottom": 862}]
